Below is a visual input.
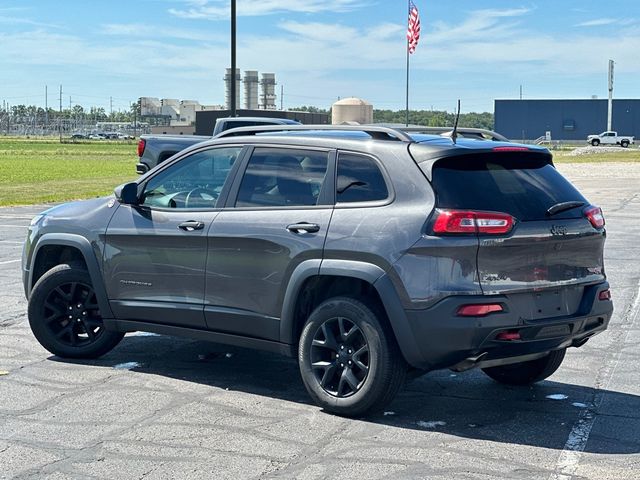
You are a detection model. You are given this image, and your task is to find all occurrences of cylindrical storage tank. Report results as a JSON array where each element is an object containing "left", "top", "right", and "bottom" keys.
[
  {"left": 260, "top": 73, "right": 277, "bottom": 110},
  {"left": 243, "top": 70, "right": 259, "bottom": 110},
  {"left": 331, "top": 97, "right": 373, "bottom": 125},
  {"left": 224, "top": 68, "right": 241, "bottom": 110}
]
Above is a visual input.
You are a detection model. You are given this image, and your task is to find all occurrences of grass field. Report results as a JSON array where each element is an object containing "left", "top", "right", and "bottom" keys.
[
  {"left": 0, "top": 137, "right": 137, "bottom": 206},
  {"left": 0, "top": 137, "right": 638, "bottom": 207},
  {"left": 553, "top": 149, "right": 640, "bottom": 163}
]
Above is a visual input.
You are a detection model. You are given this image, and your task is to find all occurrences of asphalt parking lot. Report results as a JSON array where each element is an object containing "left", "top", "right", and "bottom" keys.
[{"left": 1, "top": 162, "right": 639, "bottom": 479}]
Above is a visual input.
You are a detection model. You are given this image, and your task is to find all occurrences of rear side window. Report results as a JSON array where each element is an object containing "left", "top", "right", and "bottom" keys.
[
  {"left": 337, "top": 153, "right": 388, "bottom": 203},
  {"left": 430, "top": 154, "right": 587, "bottom": 221},
  {"left": 236, "top": 148, "right": 329, "bottom": 207}
]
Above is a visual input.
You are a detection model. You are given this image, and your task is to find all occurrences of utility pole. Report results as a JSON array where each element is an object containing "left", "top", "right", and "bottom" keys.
[
  {"left": 110, "top": 96, "right": 113, "bottom": 117},
  {"left": 45, "top": 85, "right": 48, "bottom": 129},
  {"left": 280, "top": 85, "right": 284, "bottom": 110},
  {"left": 59, "top": 85, "right": 63, "bottom": 142},
  {"left": 607, "top": 59, "right": 614, "bottom": 131},
  {"left": 230, "top": 0, "right": 237, "bottom": 117},
  {"left": 519, "top": 85, "right": 523, "bottom": 100}
]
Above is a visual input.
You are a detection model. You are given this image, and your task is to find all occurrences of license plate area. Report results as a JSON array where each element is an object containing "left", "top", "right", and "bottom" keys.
[{"left": 508, "top": 286, "right": 584, "bottom": 320}]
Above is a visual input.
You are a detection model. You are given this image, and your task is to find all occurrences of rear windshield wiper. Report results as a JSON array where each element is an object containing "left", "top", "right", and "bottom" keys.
[{"left": 546, "top": 201, "right": 585, "bottom": 217}]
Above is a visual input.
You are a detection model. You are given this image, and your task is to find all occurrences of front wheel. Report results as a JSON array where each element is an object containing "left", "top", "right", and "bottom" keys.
[
  {"left": 621, "top": 140, "right": 629, "bottom": 148},
  {"left": 591, "top": 139, "right": 600, "bottom": 146},
  {"left": 28, "top": 264, "right": 124, "bottom": 359},
  {"left": 298, "top": 296, "right": 406, "bottom": 417},
  {"left": 482, "top": 349, "right": 566, "bottom": 386}
]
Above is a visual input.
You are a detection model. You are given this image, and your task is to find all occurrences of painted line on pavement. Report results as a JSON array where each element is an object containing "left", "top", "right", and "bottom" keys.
[
  {"left": 549, "top": 278, "right": 640, "bottom": 480},
  {"left": 0, "top": 259, "right": 21, "bottom": 265}
]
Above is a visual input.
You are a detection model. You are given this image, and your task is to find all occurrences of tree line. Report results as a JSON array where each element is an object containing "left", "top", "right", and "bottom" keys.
[
  {"left": 290, "top": 106, "right": 494, "bottom": 130},
  {"left": 0, "top": 104, "right": 138, "bottom": 124}
]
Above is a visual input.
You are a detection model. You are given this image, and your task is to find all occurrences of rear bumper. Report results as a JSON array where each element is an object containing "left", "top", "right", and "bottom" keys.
[
  {"left": 136, "top": 162, "right": 149, "bottom": 175},
  {"left": 400, "top": 282, "right": 613, "bottom": 370}
]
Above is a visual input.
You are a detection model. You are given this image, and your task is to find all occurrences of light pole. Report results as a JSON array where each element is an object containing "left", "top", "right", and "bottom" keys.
[{"left": 230, "top": 0, "right": 237, "bottom": 117}]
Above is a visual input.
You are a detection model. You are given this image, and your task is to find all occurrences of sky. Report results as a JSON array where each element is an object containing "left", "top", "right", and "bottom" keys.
[{"left": 0, "top": 0, "right": 638, "bottom": 113}]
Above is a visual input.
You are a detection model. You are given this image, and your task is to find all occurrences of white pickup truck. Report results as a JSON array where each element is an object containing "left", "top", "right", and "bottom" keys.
[{"left": 587, "top": 131, "right": 635, "bottom": 148}]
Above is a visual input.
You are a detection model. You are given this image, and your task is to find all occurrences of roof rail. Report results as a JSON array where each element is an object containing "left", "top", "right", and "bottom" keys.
[
  {"left": 215, "top": 124, "right": 414, "bottom": 142},
  {"left": 398, "top": 126, "right": 509, "bottom": 142}
]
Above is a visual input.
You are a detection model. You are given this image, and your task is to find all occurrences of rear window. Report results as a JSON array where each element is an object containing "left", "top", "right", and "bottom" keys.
[{"left": 430, "top": 154, "right": 587, "bottom": 221}]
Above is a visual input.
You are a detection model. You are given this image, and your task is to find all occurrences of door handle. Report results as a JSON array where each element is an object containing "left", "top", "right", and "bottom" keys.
[
  {"left": 178, "top": 221, "right": 205, "bottom": 232},
  {"left": 286, "top": 223, "right": 320, "bottom": 234}
]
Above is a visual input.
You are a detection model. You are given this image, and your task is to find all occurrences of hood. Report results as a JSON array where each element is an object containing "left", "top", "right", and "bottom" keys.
[{"left": 40, "top": 196, "right": 115, "bottom": 219}]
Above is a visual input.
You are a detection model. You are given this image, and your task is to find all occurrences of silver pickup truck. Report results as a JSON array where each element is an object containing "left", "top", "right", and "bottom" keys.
[{"left": 136, "top": 117, "right": 301, "bottom": 174}]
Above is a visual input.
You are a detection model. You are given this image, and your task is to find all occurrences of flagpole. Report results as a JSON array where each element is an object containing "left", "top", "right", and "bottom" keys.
[{"left": 405, "top": 0, "right": 410, "bottom": 127}]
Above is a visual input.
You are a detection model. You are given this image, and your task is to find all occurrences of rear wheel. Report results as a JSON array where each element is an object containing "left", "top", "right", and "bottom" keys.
[
  {"left": 28, "top": 264, "right": 124, "bottom": 359},
  {"left": 298, "top": 296, "right": 406, "bottom": 417},
  {"left": 482, "top": 349, "right": 566, "bottom": 385},
  {"left": 591, "top": 139, "right": 600, "bottom": 146}
]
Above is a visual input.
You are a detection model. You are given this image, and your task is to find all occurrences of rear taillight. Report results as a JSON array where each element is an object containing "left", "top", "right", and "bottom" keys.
[
  {"left": 137, "top": 139, "right": 146, "bottom": 158},
  {"left": 457, "top": 304, "right": 504, "bottom": 317},
  {"left": 433, "top": 209, "right": 514, "bottom": 235},
  {"left": 584, "top": 205, "right": 605, "bottom": 229},
  {"left": 598, "top": 289, "right": 611, "bottom": 301}
]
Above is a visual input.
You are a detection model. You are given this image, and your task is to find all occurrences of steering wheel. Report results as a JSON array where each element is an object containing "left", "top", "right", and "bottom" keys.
[{"left": 185, "top": 188, "right": 218, "bottom": 208}]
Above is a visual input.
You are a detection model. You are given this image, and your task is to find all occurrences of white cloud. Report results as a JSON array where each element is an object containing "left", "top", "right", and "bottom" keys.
[
  {"left": 575, "top": 18, "right": 618, "bottom": 27},
  {"left": 575, "top": 18, "right": 637, "bottom": 27},
  {"left": 0, "top": 15, "right": 60, "bottom": 29},
  {"left": 101, "top": 23, "right": 225, "bottom": 42},
  {"left": 169, "top": 0, "right": 368, "bottom": 19}
]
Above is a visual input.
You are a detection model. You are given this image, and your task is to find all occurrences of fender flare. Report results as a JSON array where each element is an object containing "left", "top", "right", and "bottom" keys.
[
  {"left": 29, "top": 233, "right": 114, "bottom": 319},
  {"left": 279, "top": 259, "right": 424, "bottom": 366}
]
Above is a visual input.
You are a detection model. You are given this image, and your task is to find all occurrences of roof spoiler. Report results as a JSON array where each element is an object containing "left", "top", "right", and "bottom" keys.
[{"left": 398, "top": 126, "right": 509, "bottom": 142}]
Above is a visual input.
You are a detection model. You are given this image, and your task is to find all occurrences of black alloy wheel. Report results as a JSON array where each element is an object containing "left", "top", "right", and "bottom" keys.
[
  {"left": 28, "top": 264, "right": 124, "bottom": 359},
  {"left": 298, "top": 296, "right": 406, "bottom": 416},
  {"left": 42, "top": 280, "right": 103, "bottom": 347},
  {"left": 310, "top": 317, "right": 370, "bottom": 398}
]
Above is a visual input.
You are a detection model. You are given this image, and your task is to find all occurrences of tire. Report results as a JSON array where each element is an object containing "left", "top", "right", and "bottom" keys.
[
  {"left": 28, "top": 264, "right": 124, "bottom": 359},
  {"left": 621, "top": 140, "right": 629, "bottom": 148},
  {"left": 591, "top": 139, "right": 600, "bottom": 146},
  {"left": 482, "top": 349, "right": 566, "bottom": 386},
  {"left": 298, "top": 296, "right": 406, "bottom": 417}
]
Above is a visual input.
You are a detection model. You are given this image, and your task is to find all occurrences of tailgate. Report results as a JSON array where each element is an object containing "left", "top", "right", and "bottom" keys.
[
  {"left": 428, "top": 150, "right": 606, "bottom": 308},
  {"left": 477, "top": 217, "right": 605, "bottom": 294}
]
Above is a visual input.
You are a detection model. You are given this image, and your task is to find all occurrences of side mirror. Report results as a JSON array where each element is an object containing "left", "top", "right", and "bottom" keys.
[{"left": 114, "top": 182, "right": 140, "bottom": 205}]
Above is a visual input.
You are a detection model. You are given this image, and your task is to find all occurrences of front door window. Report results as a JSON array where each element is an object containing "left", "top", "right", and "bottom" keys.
[{"left": 142, "top": 147, "right": 242, "bottom": 209}]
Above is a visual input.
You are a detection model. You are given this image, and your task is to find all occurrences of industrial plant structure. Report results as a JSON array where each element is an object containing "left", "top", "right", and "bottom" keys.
[
  {"left": 331, "top": 97, "right": 374, "bottom": 124},
  {"left": 224, "top": 69, "right": 278, "bottom": 111}
]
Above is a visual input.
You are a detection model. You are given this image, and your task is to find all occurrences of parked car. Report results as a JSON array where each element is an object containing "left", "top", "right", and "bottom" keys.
[
  {"left": 587, "top": 131, "right": 634, "bottom": 147},
  {"left": 70, "top": 133, "right": 87, "bottom": 139},
  {"left": 88, "top": 133, "right": 106, "bottom": 140},
  {"left": 135, "top": 117, "right": 301, "bottom": 174},
  {"left": 23, "top": 125, "right": 613, "bottom": 416}
]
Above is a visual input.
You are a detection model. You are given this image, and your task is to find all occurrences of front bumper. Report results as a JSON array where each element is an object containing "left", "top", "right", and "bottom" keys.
[{"left": 402, "top": 282, "right": 613, "bottom": 371}]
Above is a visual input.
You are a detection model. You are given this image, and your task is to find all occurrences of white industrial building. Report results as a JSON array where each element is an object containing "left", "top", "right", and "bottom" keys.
[{"left": 139, "top": 97, "right": 224, "bottom": 126}]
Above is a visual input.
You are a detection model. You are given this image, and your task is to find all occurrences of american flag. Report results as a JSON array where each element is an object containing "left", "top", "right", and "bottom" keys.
[{"left": 407, "top": 1, "right": 421, "bottom": 54}]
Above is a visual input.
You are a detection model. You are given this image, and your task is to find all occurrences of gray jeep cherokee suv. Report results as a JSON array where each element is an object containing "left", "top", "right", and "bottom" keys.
[{"left": 22, "top": 125, "right": 613, "bottom": 416}]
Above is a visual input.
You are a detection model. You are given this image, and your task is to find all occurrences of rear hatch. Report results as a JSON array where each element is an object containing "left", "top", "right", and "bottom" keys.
[{"left": 416, "top": 147, "right": 606, "bottom": 316}]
